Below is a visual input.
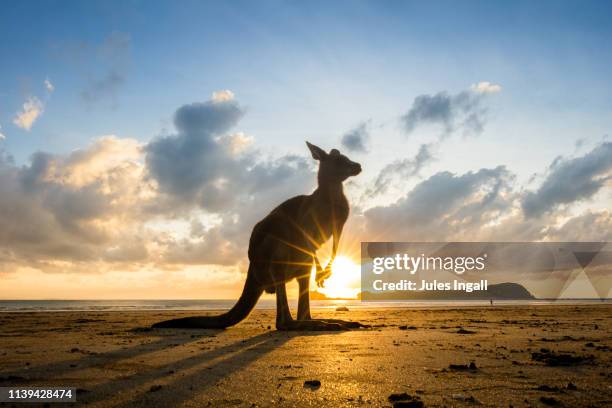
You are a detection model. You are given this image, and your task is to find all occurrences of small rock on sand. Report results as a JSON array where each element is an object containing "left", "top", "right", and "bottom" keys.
[
  {"left": 451, "top": 394, "right": 480, "bottom": 404},
  {"left": 531, "top": 350, "right": 594, "bottom": 366},
  {"left": 336, "top": 306, "right": 349, "bottom": 311},
  {"left": 457, "top": 328, "right": 476, "bottom": 334},
  {"left": 388, "top": 393, "right": 424, "bottom": 407},
  {"left": 303, "top": 380, "right": 321, "bottom": 390},
  {"left": 539, "top": 396, "right": 561, "bottom": 406},
  {"left": 448, "top": 362, "right": 477, "bottom": 371}
]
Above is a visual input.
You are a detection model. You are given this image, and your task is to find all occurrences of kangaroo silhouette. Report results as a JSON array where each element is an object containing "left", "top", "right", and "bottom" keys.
[{"left": 153, "top": 142, "right": 364, "bottom": 330}]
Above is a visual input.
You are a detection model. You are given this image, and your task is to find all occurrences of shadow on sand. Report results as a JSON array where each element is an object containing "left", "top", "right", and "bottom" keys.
[
  {"left": 77, "top": 329, "right": 338, "bottom": 406},
  {"left": 0, "top": 327, "right": 206, "bottom": 383}
]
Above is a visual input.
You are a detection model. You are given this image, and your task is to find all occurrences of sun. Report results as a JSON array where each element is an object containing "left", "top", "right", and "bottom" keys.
[{"left": 313, "top": 255, "right": 361, "bottom": 299}]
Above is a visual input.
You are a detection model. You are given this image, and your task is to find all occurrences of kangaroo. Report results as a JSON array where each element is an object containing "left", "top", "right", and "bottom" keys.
[{"left": 153, "top": 142, "right": 365, "bottom": 330}]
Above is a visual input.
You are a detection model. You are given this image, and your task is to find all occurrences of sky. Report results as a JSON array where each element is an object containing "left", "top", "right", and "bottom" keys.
[{"left": 0, "top": 0, "right": 611, "bottom": 299}]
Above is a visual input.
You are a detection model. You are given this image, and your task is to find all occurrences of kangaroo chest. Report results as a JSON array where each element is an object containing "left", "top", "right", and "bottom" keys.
[{"left": 300, "top": 194, "right": 349, "bottom": 247}]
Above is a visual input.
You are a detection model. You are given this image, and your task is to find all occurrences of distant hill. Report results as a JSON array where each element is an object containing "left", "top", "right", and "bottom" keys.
[
  {"left": 310, "top": 291, "right": 355, "bottom": 301},
  {"left": 359, "top": 282, "right": 535, "bottom": 301}
]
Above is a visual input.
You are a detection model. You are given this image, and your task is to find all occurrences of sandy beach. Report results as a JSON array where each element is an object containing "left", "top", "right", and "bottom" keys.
[{"left": 0, "top": 305, "right": 610, "bottom": 407}]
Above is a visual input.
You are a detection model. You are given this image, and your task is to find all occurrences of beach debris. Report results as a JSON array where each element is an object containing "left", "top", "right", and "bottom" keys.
[
  {"left": 389, "top": 393, "right": 411, "bottom": 402},
  {"left": 303, "top": 380, "right": 321, "bottom": 390},
  {"left": 536, "top": 385, "right": 560, "bottom": 392},
  {"left": 531, "top": 350, "right": 595, "bottom": 366},
  {"left": 149, "top": 384, "right": 162, "bottom": 392},
  {"left": 451, "top": 394, "right": 480, "bottom": 404},
  {"left": 457, "top": 328, "right": 477, "bottom": 334},
  {"left": 449, "top": 362, "right": 478, "bottom": 371},
  {"left": 539, "top": 396, "right": 562, "bottom": 406},
  {"left": 336, "top": 306, "right": 349, "bottom": 311},
  {"left": 388, "top": 392, "right": 424, "bottom": 407}
]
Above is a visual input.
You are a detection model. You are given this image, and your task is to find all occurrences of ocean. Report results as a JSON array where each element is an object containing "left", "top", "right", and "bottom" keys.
[{"left": 0, "top": 298, "right": 608, "bottom": 312}]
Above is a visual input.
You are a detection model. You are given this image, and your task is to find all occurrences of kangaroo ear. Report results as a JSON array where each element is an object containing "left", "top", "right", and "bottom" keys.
[{"left": 306, "top": 141, "right": 327, "bottom": 161}]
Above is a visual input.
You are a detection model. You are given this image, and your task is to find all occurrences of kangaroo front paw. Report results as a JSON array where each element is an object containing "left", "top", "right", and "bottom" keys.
[{"left": 315, "top": 266, "right": 332, "bottom": 288}]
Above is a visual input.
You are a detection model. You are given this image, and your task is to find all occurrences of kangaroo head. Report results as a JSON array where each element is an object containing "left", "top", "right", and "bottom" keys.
[{"left": 306, "top": 141, "right": 362, "bottom": 184}]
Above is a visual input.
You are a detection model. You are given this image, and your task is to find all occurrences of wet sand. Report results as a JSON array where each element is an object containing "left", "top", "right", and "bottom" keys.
[{"left": 0, "top": 305, "right": 610, "bottom": 407}]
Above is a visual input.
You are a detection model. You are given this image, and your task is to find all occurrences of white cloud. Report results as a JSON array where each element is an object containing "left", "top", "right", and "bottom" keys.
[
  {"left": 471, "top": 81, "right": 502, "bottom": 94},
  {"left": 211, "top": 89, "right": 235, "bottom": 102},
  {"left": 44, "top": 78, "right": 55, "bottom": 93},
  {"left": 0, "top": 125, "right": 5, "bottom": 140},
  {"left": 13, "top": 96, "right": 44, "bottom": 131},
  {"left": 219, "top": 132, "right": 254, "bottom": 155}
]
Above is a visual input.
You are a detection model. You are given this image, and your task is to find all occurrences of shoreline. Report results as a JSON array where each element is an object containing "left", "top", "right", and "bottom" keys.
[{"left": 0, "top": 299, "right": 609, "bottom": 314}]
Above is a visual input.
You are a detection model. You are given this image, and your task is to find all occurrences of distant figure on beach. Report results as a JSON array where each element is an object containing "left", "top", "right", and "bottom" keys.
[{"left": 153, "top": 142, "right": 365, "bottom": 330}]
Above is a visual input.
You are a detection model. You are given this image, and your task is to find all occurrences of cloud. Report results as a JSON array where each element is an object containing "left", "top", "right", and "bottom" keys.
[
  {"left": 366, "top": 143, "right": 434, "bottom": 198},
  {"left": 341, "top": 122, "right": 370, "bottom": 152},
  {"left": 80, "top": 32, "right": 131, "bottom": 105},
  {"left": 0, "top": 136, "right": 148, "bottom": 269},
  {"left": 522, "top": 142, "right": 612, "bottom": 218},
  {"left": 162, "top": 153, "right": 313, "bottom": 266},
  {"left": 211, "top": 90, "right": 235, "bottom": 102},
  {"left": 44, "top": 78, "right": 55, "bottom": 93},
  {"left": 145, "top": 94, "right": 246, "bottom": 205},
  {"left": 471, "top": 81, "right": 502, "bottom": 94},
  {"left": 0, "top": 125, "right": 5, "bottom": 140},
  {"left": 81, "top": 71, "right": 124, "bottom": 103},
  {"left": 546, "top": 210, "right": 612, "bottom": 241},
  {"left": 13, "top": 96, "right": 44, "bottom": 130},
  {"left": 364, "top": 166, "right": 514, "bottom": 240},
  {"left": 217, "top": 132, "right": 254, "bottom": 156},
  {"left": 401, "top": 86, "right": 498, "bottom": 138}
]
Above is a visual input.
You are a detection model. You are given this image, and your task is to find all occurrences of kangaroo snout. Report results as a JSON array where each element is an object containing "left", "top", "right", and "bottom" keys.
[{"left": 351, "top": 163, "right": 362, "bottom": 175}]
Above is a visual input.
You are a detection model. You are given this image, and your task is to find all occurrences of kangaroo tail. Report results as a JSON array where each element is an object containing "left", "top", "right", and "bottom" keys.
[{"left": 152, "top": 268, "right": 263, "bottom": 329}]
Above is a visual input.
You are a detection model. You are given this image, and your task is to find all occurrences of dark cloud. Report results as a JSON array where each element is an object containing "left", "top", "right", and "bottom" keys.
[
  {"left": 401, "top": 90, "right": 489, "bottom": 138},
  {"left": 341, "top": 122, "right": 369, "bottom": 152},
  {"left": 364, "top": 166, "right": 513, "bottom": 240},
  {"left": 145, "top": 95, "right": 316, "bottom": 218},
  {"left": 366, "top": 143, "right": 434, "bottom": 198},
  {"left": 174, "top": 100, "right": 245, "bottom": 135},
  {"left": 522, "top": 142, "right": 612, "bottom": 218},
  {"left": 145, "top": 98, "right": 245, "bottom": 205}
]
